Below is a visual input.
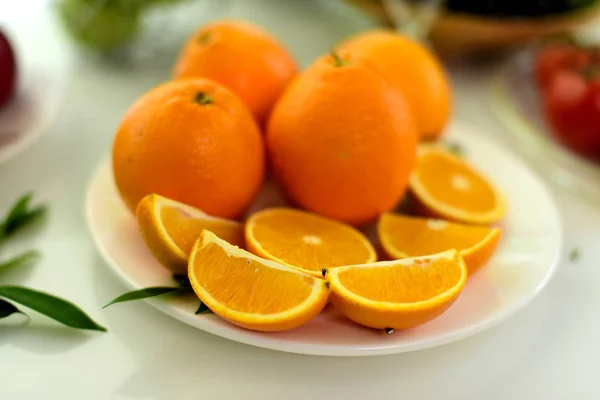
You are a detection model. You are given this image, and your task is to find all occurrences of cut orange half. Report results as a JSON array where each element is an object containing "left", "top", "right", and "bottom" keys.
[
  {"left": 326, "top": 250, "right": 467, "bottom": 330},
  {"left": 245, "top": 208, "right": 377, "bottom": 277},
  {"left": 409, "top": 145, "right": 505, "bottom": 225},
  {"left": 188, "top": 230, "right": 329, "bottom": 332},
  {"left": 378, "top": 213, "right": 502, "bottom": 274},
  {"left": 136, "top": 194, "right": 244, "bottom": 274}
]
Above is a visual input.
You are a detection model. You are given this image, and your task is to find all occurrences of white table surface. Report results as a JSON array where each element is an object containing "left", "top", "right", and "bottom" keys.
[{"left": 1, "top": 1, "right": 599, "bottom": 399}]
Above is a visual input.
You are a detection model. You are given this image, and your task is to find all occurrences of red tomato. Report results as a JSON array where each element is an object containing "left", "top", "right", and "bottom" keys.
[
  {"left": 543, "top": 69, "right": 600, "bottom": 157},
  {"left": 0, "top": 29, "right": 17, "bottom": 109},
  {"left": 534, "top": 44, "right": 590, "bottom": 89}
]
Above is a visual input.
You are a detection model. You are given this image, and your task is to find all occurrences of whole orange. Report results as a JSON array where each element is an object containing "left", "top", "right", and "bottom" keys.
[
  {"left": 267, "top": 52, "right": 418, "bottom": 226},
  {"left": 173, "top": 19, "right": 297, "bottom": 126},
  {"left": 338, "top": 29, "right": 452, "bottom": 140},
  {"left": 112, "top": 79, "right": 265, "bottom": 218}
]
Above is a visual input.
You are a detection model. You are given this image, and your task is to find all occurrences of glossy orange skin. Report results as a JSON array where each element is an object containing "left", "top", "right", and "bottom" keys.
[
  {"left": 173, "top": 20, "right": 297, "bottom": 125},
  {"left": 267, "top": 53, "right": 418, "bottom": 226},
  {"left": 112, "top": 79, "right": 265, "bottom": 218},
  {"left": 339, "top": 30, "right": 452, "bottom": 140}
]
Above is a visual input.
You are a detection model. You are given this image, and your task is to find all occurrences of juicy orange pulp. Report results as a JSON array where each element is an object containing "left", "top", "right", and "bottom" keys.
[
  {"left": 335, "top": 258, "right": 463, "bottom": 303},
  {"left": 188, "top": 230, "right": 329, "bottom": 332},
  {"left": 410, "top": 146, "right": 505, "bottom": 224},
  {"left": 136, "top": 194, "right": 244, "bottom": 274},
  {"left": 378, "top": 213, "right": 502, "bottom": 273},
  {"left": 415, "top": 152, "right": 497, "bottom": 214},
  {"left": 327, "top": 250, "right": 467, "bottom": 330},
  {"left": 161, "top": 205, "right": 245, "bottom": 255},
  {"left": 245, "top": 208, "right": 376, "bottom": 277}
]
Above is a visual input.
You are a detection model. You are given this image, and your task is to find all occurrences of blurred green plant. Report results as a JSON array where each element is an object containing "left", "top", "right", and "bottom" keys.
[
  {"left": 0, "top": 193, "right": 106, "bottom": 332},
  {"left": 56, "top": 0, "right": 187, "bottom": 55}
]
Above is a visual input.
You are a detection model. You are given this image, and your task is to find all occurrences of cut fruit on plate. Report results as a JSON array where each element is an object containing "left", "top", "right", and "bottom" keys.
[
  {"left": 326, "top": 250, "right": 467, "bottom": 330},
  {"left": 378, "top": 213, "right": 502, "bottom": 274},
  {"left": 409, "top": 145, "right": 505, "bottom": 225},
  {"left": 188, "top": 230, "right": 330, "bottom": 332},
  {"left": 136, "top": 194, "right": 244, "bottom": 274},
  {"left": 245, "top": 208, "right": 377, "bottom": 277}
]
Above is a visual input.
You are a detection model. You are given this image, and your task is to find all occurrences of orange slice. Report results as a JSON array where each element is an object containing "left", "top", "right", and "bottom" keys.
[
  {"left": 409, "top": 145, "right": 505, "bottom": 225},
  {"left": 326, "top": 250, "right": 466, "bottom": 330},
  {"left": 378, "top": 213, "right": 502, "bottom": 274},
  {"left": 188, "top": 230, "right": 329, "bottom": 332},
  {"left": 136, "top": 194, "right": 244, "bottom": 274},
  {"left": 245, "top": 208, "right": 377, "bottom": 277}
]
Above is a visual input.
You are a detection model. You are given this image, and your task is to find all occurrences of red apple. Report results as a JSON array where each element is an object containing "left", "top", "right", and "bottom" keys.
[{"left": 0, "top": 29, "right": 17, "bottom": 109}]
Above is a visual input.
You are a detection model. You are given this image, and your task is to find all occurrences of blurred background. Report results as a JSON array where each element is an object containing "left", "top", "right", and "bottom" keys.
[
  {"left": 3, "top": 0, "right": 600, "bottom": 199},
  {"left": 50, "top": 0, "right": 600, "bottom": 62}
]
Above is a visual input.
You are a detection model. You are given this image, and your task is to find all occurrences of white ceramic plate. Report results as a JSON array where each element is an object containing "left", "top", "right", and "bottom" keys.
[
  {"left": 0, "top": 1, "right": 70, "bottom": 165},
  {"left": 85, "top": 122, "right": 562, "bottom": 356}
]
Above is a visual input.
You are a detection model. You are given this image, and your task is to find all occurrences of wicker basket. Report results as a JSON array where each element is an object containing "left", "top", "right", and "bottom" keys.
[{"left": 344, "top": 0, "right": 600, "bottom": 57}]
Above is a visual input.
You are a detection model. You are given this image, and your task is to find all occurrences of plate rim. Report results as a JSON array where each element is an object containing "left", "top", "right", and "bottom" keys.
[{"left": 85, "top": 127, "right": 563, "bottom": 357}]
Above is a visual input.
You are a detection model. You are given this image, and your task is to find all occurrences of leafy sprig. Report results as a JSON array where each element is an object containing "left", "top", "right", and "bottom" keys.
[
  {"left": 0, "top": 194, "right": 106, "bottom": 332},
  {"left": 104, "top": 273, "right": 212, "bottom": 314}
]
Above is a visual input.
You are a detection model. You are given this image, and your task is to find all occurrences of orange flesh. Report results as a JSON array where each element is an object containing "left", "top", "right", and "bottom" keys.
[
  {"left": 249, "top": 210, "right": 374, "bottom": 272},
  {"left": 416, "top": 153, "right": 497, "bottom": 213},
  {"left": 380, "top": 214, "right": 493, "bottom": 257},
  {"left": 336, "top": 259, "right": 462, "bottom": 303},
  {"left": 194, "top": 242, "right": 314, "bottom": 314},
  {"left": 161, "top": 206, "right": 243, "bottom": 254}
]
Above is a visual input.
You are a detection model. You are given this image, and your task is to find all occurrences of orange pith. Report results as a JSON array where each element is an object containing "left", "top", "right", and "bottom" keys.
[
  {"left": 188, "top": 230, "right": 329, "bottom": 332},
  {"left": 245, "top": 208, "right": 377, "bottom": 277},
  {"left": 327, "top": 250, "right": 467, "bottom": 330},
  {"left": 378, "top": 213, "right": 502, "bottom": 273},
  {"left": 410, "top": 145, "right": 505, "bottom": 224},
  {"left": 136, "top": 194, "right": 244, "bottom": 274}
]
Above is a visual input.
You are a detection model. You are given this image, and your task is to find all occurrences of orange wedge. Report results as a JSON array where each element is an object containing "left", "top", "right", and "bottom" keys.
[
  {"left": 326, "top": 250, "right": 466, "bottom": 330},
  {"left": 188, "top": 230, "right": 329, "bottom": 332},
  {"left": 409, "top": 145, "right": 505, "bottom": 225},
  {"left": 245, "top": 208, "right": 377, "bottom": 277},
  {"left": 378, "top": 213, "right": 502, "bottom": 274},
  {"left": 137, "top": 194, "right": 244, "bottom": 274}
]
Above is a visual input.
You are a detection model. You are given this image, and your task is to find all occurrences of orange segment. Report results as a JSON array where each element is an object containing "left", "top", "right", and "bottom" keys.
[
  {"left": 409, "top": 146, "right": 505, "bottom": 224},
  {"left": 326, "top": 250, "right": 467, "bottom": 330},
  {"left": 245, "top": 208, "right": 377, "bottom": 277},
  {"left": 378, "top": 213, "right": 502, "bottom": 273},
  {"left": 188, "top": 230, "right": 329, "bottom": 332},
  {"left": 137, "top": 194, "right": 244, "bottom": 274}
]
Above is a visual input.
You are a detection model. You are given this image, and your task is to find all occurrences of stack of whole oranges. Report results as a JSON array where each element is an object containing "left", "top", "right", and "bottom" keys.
[
  {"left": 112, "top": 19, "right": 452, "bottom": 226},
  {"left": 111, "top": 20, "right": 506, "bottom": 333}
]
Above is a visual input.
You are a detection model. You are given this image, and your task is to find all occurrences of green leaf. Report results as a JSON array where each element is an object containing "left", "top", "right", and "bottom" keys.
[
  {"left": 570, "top": 248, "right": 581, "bottom": 262},
  {"left": 103, "top": 286, "right": 185, "bottom": 309},
  {"left": 0, "top": 193, "right": 32, "bottom": 234},
  {"left": 0, "top": 286, "right": 106, "bottom": 332},
  {"left": 172, "top": 274, "right": 191, "bottom": 288},
  {"left": 0, "top": 250, "right": 41, "bottom": 271},
  {"left": 13, "top": 205, "right": 47, "bottom": 229},
  {"left": 195, "top": 302, "right": 213, "bottom": 314},
  {"left": 0, "top": 193, "right": 47, "bottom": 244},
  {"left": 444, "top": 141, "right": 464, "bottom": 157},
  {"left": 3, "top": 193, "right": 32, "bottom": 223},
  {"left": 0, "top": 298, "right": 25, "bottom": 318}
]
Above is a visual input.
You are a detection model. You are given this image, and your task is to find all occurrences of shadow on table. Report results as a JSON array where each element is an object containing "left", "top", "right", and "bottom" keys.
[
  {"left": 89, "top": 251, "right": 558, "bottom": 400},
  {"left": 0, "top": 321, "right": 93, "bottom": 355}
]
